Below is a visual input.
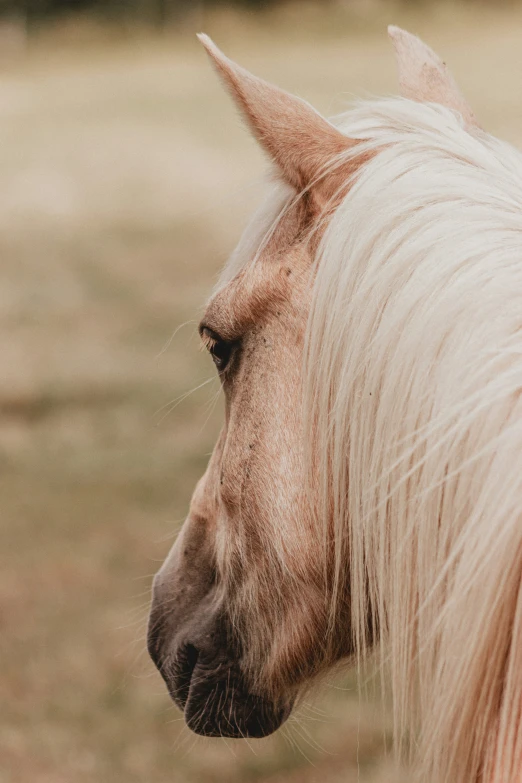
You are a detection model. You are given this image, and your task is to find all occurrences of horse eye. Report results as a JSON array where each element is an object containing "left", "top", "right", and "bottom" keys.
[
  {"left": 210, "top": 339, "right": 232, "bottom": 372},
  {"left": 200, "top": 327, "right": 233, "bottom": 373}
]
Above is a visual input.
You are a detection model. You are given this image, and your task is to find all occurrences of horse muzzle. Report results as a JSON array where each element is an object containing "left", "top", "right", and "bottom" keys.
[{"left": 147, "top": 559, "right": 293, "bottom": 739}]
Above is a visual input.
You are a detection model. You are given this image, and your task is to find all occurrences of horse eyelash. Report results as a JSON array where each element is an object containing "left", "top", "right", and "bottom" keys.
[
  {"left": 199, "top": 325, "right": 237, "bottom": 375},
  {"left": 200, "top": 329, "right": 218, "bottom": 353}
]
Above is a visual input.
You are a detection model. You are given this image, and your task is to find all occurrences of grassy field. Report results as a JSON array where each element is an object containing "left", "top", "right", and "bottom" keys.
[{"left": 2, "top": 4, "right": 522, "bottom": 782}]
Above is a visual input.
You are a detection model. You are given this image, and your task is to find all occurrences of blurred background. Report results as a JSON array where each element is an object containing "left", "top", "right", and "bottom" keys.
[{"left": 1, "top": 1, "right": 521, "bottom": 782}]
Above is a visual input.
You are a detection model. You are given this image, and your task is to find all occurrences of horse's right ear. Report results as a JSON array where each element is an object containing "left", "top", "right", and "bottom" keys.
[
  {"left": 197, "top": 34, "right": 359, "bottom": 211},
  {"left": 388, "top": 26, "right": 479, "bottom": 130}
]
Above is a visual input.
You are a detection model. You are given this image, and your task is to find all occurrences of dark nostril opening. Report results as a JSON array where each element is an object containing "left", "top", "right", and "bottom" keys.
[
  {"left": 147, "top": 615, "right": 165, "bottom": 671},
  {"left": 173, "top": 644, "right": 199, "bottom": 709}
]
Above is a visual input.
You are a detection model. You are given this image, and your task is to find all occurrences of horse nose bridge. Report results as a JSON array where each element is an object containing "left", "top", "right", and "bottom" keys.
[
  {"left": 151, "top": 512, "right": 218, "bottom": 614},
  {"left": 219, "top": 433, "right": 259, "bottom": 512},
  {"left": 219, "top": 469, "right": 242, "bottom": 511}
]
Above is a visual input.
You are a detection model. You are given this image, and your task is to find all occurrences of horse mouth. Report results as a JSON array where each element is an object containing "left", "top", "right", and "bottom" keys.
[{"left": 160, "top": 643, "right": 293, "bottom": 739}]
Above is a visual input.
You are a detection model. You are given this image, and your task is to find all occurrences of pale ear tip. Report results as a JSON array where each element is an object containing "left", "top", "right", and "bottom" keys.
[
  {"left": 196, "top": 32, "right": 220, "bottom": 57},
  {"left": 388, "top": 25, "right": 406, "bottom": 41},
  {"left": 197, "top": 32, "right": 229, "bottom": 69}
]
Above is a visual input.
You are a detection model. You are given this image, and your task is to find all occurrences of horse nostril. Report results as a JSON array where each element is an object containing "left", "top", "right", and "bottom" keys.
[
  {"left": 147, "top": 616, "right": 166, "bottom": 671},
  {"left": 172, "top": 643, "right": 199, "bottom": 709}
]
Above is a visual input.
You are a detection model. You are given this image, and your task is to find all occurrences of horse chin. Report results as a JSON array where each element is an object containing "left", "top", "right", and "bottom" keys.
[
  {"left": 184, "top": 675, "right": 293, "bottom": 738},
  {"left": 162, "top": 643, "right": 293, "bottom": 739}
]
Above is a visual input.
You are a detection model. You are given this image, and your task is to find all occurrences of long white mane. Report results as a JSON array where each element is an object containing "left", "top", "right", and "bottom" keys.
[
  {"left": 220, "top": 93, "right": 522, "bottom": 781},
  {"left": 306, "top": 97, "right": 522, "bottom": 782}
]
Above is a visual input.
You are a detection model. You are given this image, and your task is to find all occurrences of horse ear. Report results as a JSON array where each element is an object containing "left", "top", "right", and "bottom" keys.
[
  {"left": 388, "top": 26, "right": 479, "bottom": 129},
  {"left": 197, "top": 34, "right": 359, "bottom": 210}
]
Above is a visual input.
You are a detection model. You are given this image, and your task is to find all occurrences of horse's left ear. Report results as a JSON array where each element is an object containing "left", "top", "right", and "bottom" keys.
[
  {"left": 388, "top": 26, "right": 480, "bottom": 130},
  {"left": 198, "top": 34, "right": 360, "bottom": 211}
]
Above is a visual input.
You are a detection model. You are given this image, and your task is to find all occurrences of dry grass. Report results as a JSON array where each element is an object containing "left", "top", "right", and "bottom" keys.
[{"left": 2, "top": 4, "right": 522, "bottom": 782}]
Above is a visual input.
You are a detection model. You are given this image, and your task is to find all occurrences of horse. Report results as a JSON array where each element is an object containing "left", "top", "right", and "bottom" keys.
[{"left": 148, "top": 27, "right": 522, "bottom": 783}]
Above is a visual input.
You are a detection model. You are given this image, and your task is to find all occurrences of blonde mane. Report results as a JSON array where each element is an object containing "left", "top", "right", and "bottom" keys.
[{"left": 305, "top": 97, "right": 522, "bottom": 782}]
